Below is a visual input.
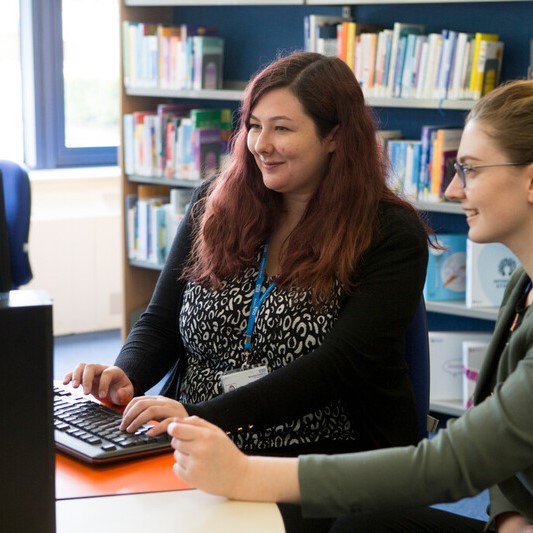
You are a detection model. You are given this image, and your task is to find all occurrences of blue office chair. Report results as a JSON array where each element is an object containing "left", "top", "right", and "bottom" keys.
[
  {"left": 0, "top": 160, "right": 32, "bottom": 290},
  {"left": 404, "top": 296, "right": 433, "bottom": 440}
]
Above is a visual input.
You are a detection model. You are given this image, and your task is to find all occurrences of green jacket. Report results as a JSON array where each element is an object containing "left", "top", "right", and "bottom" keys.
[{"left": 299, "top": 267, "right": 533, "bottom": 529}]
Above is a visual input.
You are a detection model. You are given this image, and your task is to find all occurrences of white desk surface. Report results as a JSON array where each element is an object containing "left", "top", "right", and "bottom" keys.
[{"left": 56, "top": 488, "right": 285, "bottom": 532}]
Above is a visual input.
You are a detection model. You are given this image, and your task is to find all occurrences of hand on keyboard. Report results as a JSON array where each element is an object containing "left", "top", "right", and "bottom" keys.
[
  {"left": 63, "top": 363, "right": 134, "bottom": 406},
  {"left": 121, "top": 395, "right": 190, "bottom": 435},
  {"left": 54, "top": 382, "right": 172, "bottom": 465}
]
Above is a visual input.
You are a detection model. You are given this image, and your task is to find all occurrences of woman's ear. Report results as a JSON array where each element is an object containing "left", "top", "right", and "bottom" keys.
[
  {"left": 527, "top": 163, "right": 533, "bottom": 204},
  {"left": 326, "top": 125, "right": 339, "bottom": 153}
]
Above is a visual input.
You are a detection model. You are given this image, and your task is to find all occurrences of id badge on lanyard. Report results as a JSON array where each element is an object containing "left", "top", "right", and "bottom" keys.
[{"left": 220, "top": 242, "right": 274, "bottom": 393}]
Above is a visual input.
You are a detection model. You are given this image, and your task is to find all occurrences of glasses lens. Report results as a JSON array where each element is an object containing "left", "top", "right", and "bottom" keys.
[{"left": 453, "top": 162, "right": 465, "bottom": 186}]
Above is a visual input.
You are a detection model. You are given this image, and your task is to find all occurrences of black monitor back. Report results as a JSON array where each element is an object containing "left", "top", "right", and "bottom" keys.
[{"left": 0, "top": 290, "right": 55, "bottom": 532}]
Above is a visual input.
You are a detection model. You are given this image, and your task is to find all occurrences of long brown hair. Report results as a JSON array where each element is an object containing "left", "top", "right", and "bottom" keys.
[{"left": 184, "top": 51, "right": 424, "bottom": 302}]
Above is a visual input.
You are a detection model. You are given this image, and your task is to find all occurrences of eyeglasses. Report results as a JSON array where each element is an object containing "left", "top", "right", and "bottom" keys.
[{"left": 453, "top": 161, "right": 532, "bottom": 188}]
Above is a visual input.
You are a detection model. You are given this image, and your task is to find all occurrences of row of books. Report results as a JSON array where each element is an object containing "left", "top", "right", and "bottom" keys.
[
  {"left": 123, "top": 104, "right": 232, "bottom": 181},
  {"left": 429, "top": 330, "right": 491, "bottom": 409},
  {"left": 305, "top": 15, "right": 504, "bottom": 101},
  {"left": 381, "top": 124, "right": 463, "bottom": 203},
  {"left": 123, "top": 21, "right": 224, "bottom": 90},
  {"left": 126, "top": 186, "right": 193, "bottom": 265},
  {"left": 424, "top": 235, "right": 520, "bottom": 308}
]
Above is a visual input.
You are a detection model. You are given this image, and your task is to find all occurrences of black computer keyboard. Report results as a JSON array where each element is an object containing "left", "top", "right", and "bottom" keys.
[{"left": 53, "top": 383, "right": 172, "bottom": 465}]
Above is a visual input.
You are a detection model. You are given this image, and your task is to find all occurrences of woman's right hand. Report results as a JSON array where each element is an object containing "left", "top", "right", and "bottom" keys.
[{"left": 63, "top": 364, "right": 134, "bottom": 406}]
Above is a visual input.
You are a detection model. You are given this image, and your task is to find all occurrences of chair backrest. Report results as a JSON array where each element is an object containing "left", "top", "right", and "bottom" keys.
[
  {"left": 404, "top": 296, "right": 430, "bottom": 440},
  {"left": 0, "top": 160, "right": 32, "bottom": 289}
]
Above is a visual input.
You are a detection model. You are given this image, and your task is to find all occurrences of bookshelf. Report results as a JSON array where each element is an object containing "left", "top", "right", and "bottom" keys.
[{"left": 118, "top": 1, "right": 530, "bottom": 410}]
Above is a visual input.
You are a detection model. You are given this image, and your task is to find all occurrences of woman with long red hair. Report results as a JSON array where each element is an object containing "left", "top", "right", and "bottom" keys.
[{"left": 65, "top": 52, "right": 428, "bottom": 465}]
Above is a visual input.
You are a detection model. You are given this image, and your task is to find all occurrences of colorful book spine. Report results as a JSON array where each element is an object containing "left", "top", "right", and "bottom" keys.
[
  {"left": 468, "top": 32, "right": 499, "bottom": 99},
  {"left": 428, "top": 128, "right": 462, "bottom": 202}
]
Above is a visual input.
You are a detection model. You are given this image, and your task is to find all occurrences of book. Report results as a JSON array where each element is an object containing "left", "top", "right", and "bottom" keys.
[
  {"left": 398, "top": 32, "right": 418, "bottom": 98},
  {"left": 404, "top": 139, "right": 422, "bottom": 200},
  {"left": 189, "top": 107, "right": 230, "bottom": 130},
  {"left": 386, "top": 22, "right": 425, "bottom": 98},
  {"left": 358, "top": 32, "right": 378, "bottom": 91},
  {"left": 157, "top": 103, "right": 195, "bottom": 177},
  {"left": 424, "top": 233, "right": 467, "bottom": 302},
  {"left": 448, "top": 32, "right": 473, "bottom": 100},
  {"left": 122, "top": 114, "right": 134, "bottom": 176},
  {"left": 142, "top": 114, "right": 161, "bottom": 176},
  {"left": 387, "top": 139, "right": 409, "bottom": 192},
  {"left": 406, "top": 34, "right": 427, "bottom": 98},
  {"left": 386, "top": 138, "right": 422, "bottom": 198},
  {"left": 157, "top": 24, "right": 182, "bottom": 88},
  {"left": 305, "top": 14, "right": 345, "bottom": 53},
  {"left": 418, "top": 124, "right": 443, "bottom": 198},
  {"left": 191, "top": 36, "right": 224, "bottom": 90},
  {"left": 462, "top": 340, "right": 491, "bottom": 409},
  {"left": 439, "top": 146, "right": 460, "bottom": 197},
  {"left": 175, "top": 117, "right": 196, "bottom": 180},
  {"left": 373, "top": 29, "right": 393, "bottom": 97},
  {"left": 468, "top": 32, "right": 499, "bottom": 99},
  {"left": 316, "top": 24, "right": 338, "bottom": 57},
  {"left": 428, "top": 128, "right": 462, "bottom": 201},
  {"left": 477, "top": 41, "right": 504, "bottom": 99},
  {"left": 131, "top": 111, "right": 157, "bottom": 176},
  {"left": 164, "top": 118, "right": 178, "bottom": 178},
  {"left": 414, "top": 36, "right": 430, "bottom": 99},
  {"left": 192, "top": 128, "right": 222, "bottom": 180},
  {"left": 125, "top": 193, "right": 138, "bottom": 260},
  {"left": 149, "top": 200, "right": 167, "bottom": 264},
  {"left": 343, "top": 21, "right": 357, "bottom": 71},
  {"left": 465, "top": 240, "right": 520, "bottom": 308},
  {"left": 429, "top": 331, "right": 492, "bottom": 401},
  {"left": 435, "top": 29, "right": 458, "bottom": 100},
  {"left": 420, "top": 32, "right": 443, "bottom": 99},
  {"left": 135, "top": 185, "right": 170, "bottom": 262},
  {"left": 338, "top": 21, "right": 383, "bottom": 72}
]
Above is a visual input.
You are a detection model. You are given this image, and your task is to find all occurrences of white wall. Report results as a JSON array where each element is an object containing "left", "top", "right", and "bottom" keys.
[{"left": 25, "top": 167, "right": 123, "bottom": 336}]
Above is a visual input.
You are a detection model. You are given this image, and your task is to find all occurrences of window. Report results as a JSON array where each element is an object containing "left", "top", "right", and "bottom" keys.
[
  {"left": 0, "top": 1, "right": 24, "bottom": 163},
  {"left": 20, "top": 0, "right": 119, "bottom": 169}
]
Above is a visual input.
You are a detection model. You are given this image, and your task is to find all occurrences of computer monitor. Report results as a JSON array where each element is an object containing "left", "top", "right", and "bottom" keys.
[
  {"left": 0, "top": 290, "right": 56, "bottom": 532},
  {"left": 0, "top": 169, "right": 13, "bottom": 294}
]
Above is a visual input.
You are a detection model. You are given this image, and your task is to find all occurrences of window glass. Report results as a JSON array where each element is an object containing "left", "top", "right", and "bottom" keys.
[
  {"left": 0, "top": 0, "right": 24, "bottom": 161},
  {"left": 62, "top": 0, "right": 119, "bottom": 149}
]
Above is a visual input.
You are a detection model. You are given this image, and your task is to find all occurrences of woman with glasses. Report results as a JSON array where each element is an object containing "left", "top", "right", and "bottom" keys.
[{"left": 167, "top": 79, "right": 533, "bottom": 532}]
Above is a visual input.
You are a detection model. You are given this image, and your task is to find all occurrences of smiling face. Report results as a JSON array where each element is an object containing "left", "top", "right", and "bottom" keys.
[
  {"left": 246, "top": 87, "right": 336, "bottom": 203},
  {"left": 445, "top": 119, "right": 533, "bottom": 253}
]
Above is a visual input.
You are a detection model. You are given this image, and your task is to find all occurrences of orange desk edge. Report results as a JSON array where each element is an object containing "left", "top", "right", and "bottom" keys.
[{"left": 56, "top": 450, "right": 191, "bottom": 500}]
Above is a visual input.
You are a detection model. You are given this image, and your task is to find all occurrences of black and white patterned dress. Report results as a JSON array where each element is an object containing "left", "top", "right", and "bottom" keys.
[{"left": 178, "top": 264, "right": 357, "bottom": 453}]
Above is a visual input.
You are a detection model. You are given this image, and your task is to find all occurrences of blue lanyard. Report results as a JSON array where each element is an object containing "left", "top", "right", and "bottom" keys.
[{"left": 243, "top": 242, "right": 275, "bottom": 363}]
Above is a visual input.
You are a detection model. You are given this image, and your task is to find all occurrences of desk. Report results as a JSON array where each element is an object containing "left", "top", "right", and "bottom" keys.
[
  {"left": 56, "top": 489, "right": 285, "bottom": 532},
  {"left": 55, "top": 451, "right": 284, "bottom": 532}
]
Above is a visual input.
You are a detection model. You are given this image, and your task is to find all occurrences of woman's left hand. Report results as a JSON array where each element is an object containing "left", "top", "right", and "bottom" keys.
[{"left": 120, "top": 395, "right": 189, "bottom": 434}]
